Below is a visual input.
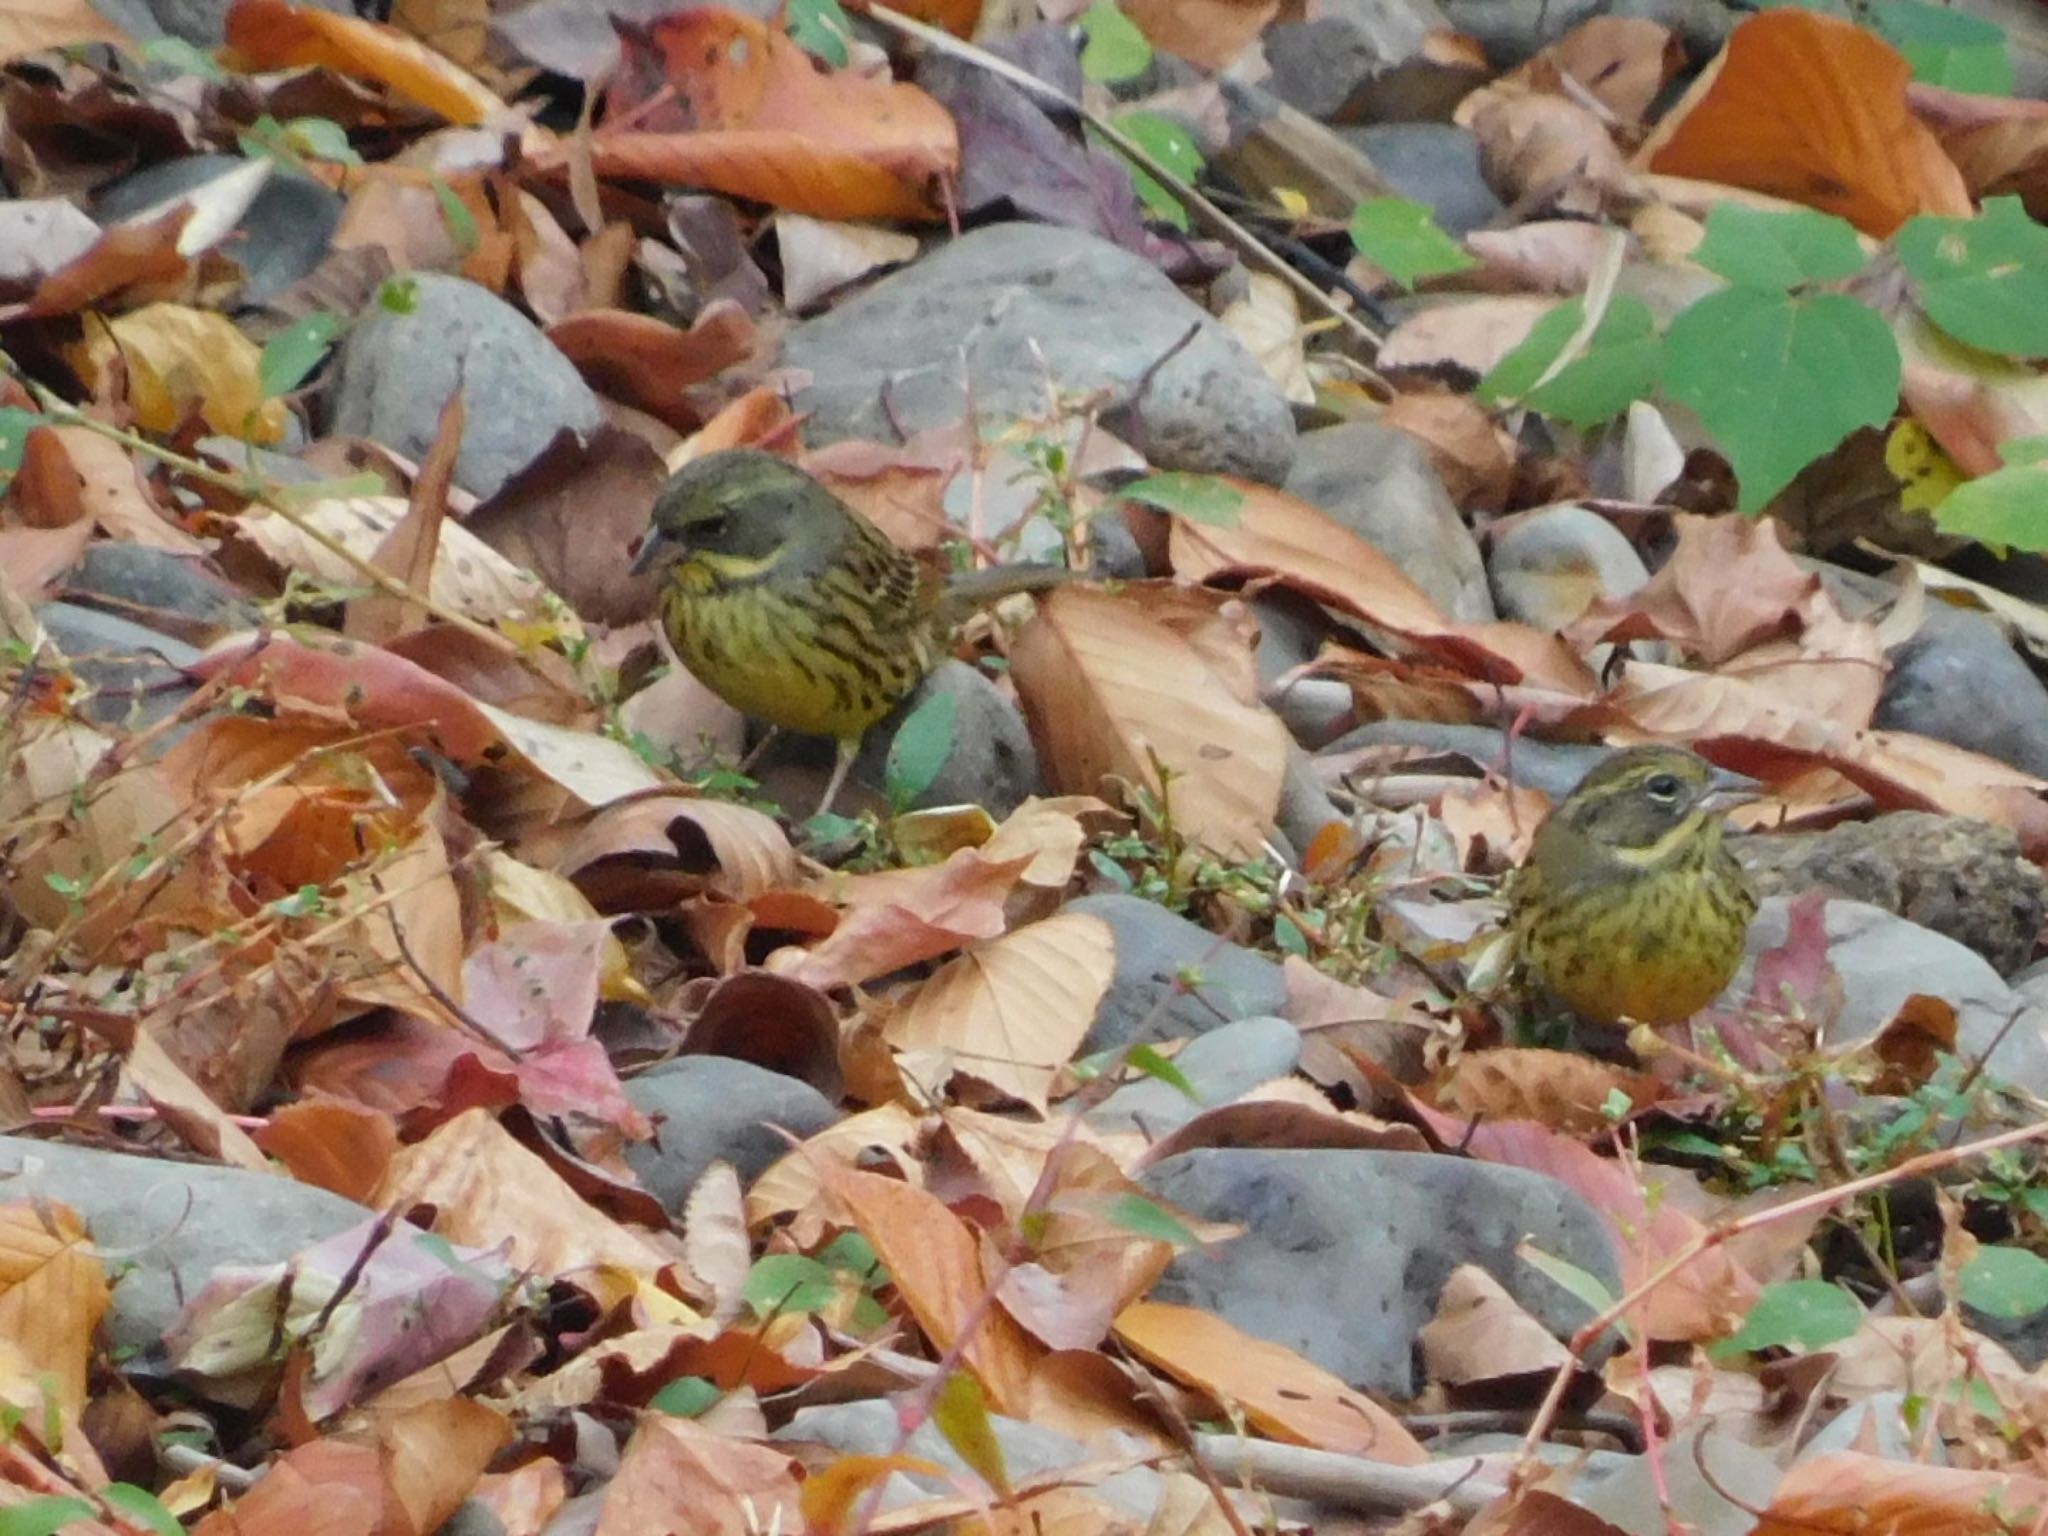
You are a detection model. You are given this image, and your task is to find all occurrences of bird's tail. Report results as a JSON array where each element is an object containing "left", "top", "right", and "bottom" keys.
[{"left": 937, "top": 562, "right": 1075, "bottom": 622}]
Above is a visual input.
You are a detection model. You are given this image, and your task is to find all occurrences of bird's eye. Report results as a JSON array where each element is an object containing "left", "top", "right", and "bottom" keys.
[
  {"left": 1643, "top": 772, "right": 1682, "bottom": 802},
  {"left": 694, "top": 514, "right": 729, "bottom": 543}
]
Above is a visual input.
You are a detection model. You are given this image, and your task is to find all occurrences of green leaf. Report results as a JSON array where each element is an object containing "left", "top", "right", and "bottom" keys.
[
  {"left": 1118, "top": 472, "right": 1242, "bottom": 525},
  {"left": 1121, "top": 1043, "right": 1199, "bottom": 1100},
  {"left": 1716, "top": 1280, "right": 1862, "bottom": 1355},
  {"left": 885, "top": 688, "right": 957, "bottom": 812},
  {"left": 819, "top": 1230, "right": 886, "bottom": 1287},
  {"left": 651, "top": 1376, "right": 722, "bottom": 1417},
  {"left": 1347, "top": 197, "right": 1477, "bottom": 290},
  {"left": 379, "top": 275, "right": 421, "bottom": 315},
  {"left": 1935, "top": 455, "right": 2048, "bottom": 551},
  {"left": 141, "top": 35, "right": 225, "bottom": 80},
  {"left": 259, "top": 311, "right": 343, "bottom": 398},
  {"left": 0, "top": 1498, "right": 95, "bottom": 1536},
  {"left": 1103, "top": 112, "right": 1201, "bottom": 231},
  {"left": 285, "top": 115, "right": 361, "bottom": 166},
  {"left": 932, "top": 1372, "right": 1011, "bottom": 1496},
  {"left": 1896, "top": 198, "right": 2048, "bottom": 359},
  {"left": 744, "top": 1253, "right": 837, "bottom": 1318},
  {"left": 1079, "top": 1, "right": 1151, "bottom": 82},
  {"left": 430, "top": 177, "right": 481, "bottom": 257},
  {"left": 1872, "top": 0, "right": 2012, "bottom": 94},
  {"left": 1691, "top": 203, "right": 1867, "bottom": 290},
  {"left": 1961, "top": 1245, "right": 2048, "bottom": 1319},
  {"left": 1517, "top": 1242, "right": 1615, "bottom": 1314},
  {"left": 101, "top": 1486, "right": 181, "bottom": 1536},
  {"left": 787, "top": 0, "right": 851, "bottom": 67},
  {"left": 1477, "top": 294, "right": 1662, "bottom": 428},
  {"left": 1103, "top": 1193, "right": 1199, "bottom": 1247},
  {"left": 1663, "top": 286, "right": 1899, "bottom": 511},
  {"left": 0, "top": 408, "right": 40, "bottom": 481}
]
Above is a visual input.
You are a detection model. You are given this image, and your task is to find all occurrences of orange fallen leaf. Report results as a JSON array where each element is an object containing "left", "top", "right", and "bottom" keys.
[
  {"left": 587, "top": 9, "right": 958, "bottom": 222},
  {"left": 225, "top": 0, "right": 504, "bottom": 124},
  {"left": 1754, "top": 1453, "right": 2048, "bottom": 1536},
  {"left": 1641, "top": 9, "right": 1970, "bottom": 237},
  {"left": 1114, "top": 1301, "right": 1428, "bottom": 1463}
]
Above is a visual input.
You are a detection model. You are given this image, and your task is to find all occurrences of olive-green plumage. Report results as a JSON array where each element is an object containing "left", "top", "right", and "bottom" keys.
[
  {"left": 631, "top": 449, "right": 1066, "bottom": 811},
  {"left": 1508, "top": 745, "right": 1757, "bottom": 1028}
]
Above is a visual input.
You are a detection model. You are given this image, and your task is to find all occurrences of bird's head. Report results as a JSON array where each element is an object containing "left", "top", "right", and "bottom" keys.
[
  {"left": 1553, "top": 744, "right": 1754, "bottom": 861},
  {"left": 631, "top": 449, "right": 836, "bottom": 589}
]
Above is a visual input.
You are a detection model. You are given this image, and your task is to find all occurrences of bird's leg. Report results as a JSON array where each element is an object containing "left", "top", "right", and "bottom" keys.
[
  {"left": 737, "top": 726, "right": 780, "bottom": 773},
  {"left": 815, "top": 736, "right": 858, "bottom": 819}
]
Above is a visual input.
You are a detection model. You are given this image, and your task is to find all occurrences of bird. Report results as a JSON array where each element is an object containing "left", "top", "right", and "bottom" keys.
[
  {"left": 630, "top": 449, "right": 1068, "bottom": 816},
  {"left": 1508, "top": 744, "right": 1759, "bottom": 1029}
]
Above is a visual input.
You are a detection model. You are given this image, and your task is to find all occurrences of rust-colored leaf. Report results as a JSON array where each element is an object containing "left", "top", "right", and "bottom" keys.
[
  {"left": 224, "top": 0, "right": 505, "bottom": 125},
  {"left": 1641, "top": 9, "right": 1971, "bottom": 236}
]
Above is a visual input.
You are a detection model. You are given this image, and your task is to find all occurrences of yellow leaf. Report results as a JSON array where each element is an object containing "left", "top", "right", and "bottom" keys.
[{"left": 68, "top": 304, "right": 287, "bottom": 444}]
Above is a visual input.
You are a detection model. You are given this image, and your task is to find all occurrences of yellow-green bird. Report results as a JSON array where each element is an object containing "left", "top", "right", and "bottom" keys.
[
  {"left": 1509, "top": 744, "right": 1759, "bottom": 1028},
  {"left": 631, "top": 449, "right": 1068, "bottom": 814}
]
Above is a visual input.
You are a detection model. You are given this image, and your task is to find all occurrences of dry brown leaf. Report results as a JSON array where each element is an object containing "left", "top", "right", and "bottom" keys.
[
  {"left": 885, "top": 912, "right": 1114, "bottom": 1113},
  {"left": 1010, "top": 584, "right": 1287, "bottom": 861},
  {"left": 1168, "top": 485, "right": 1594, "bottom": 693},
  {"left": 224, "top": 0, "right": 505, "bottom": 125},
  {"left": 745, "top": 1103, "right": 925, "bottom": 1237},
  {"left": 815, "top": 1163, "right": 1043, "bottom": 1413},
  {"left": 1120, "top": 0, "right": 1276, "bottom": 70},
  {"left": 1639, "top": 8, "right": 1971, "bottom": 236},
  {"left": 233, "top": 496, "right": 556, "bottom": 629},
  {"left": 0, "top": 0, "right": 129, "bottom": 62},
  {"left": 1754, "top": 1453, "right": 2048, "bottom": 1536},
  {"left": 0, "top": 1201, "right": 109, "bottom": 1419},
  {"left": 1114, "top": 1301, "right": 1428, "bottom": 1463},
  {"left": 584, "top": 11, "right": 958, "bottom": 222},
  {"left": 376, "top": 1108, "right": 673, "bottom": 1303},
  {"left": 777, "top": 845, "right": 1035, "bottom": 991},
  {"left": 380, "top": 1397, "right": 513, "bottom": 1536},
  {"left": 592, "top": 1414, "right": 802, "bottom": 1536},
  {"left": 1423, "top": 1049, "right": 1663, "bottom": 1138},
  {"left": 1418, "top": 1265, "right": 1572, "bottom": 1389},
  {"left": 254, "top": 1099, "right": 402, "bottom": 1204}
]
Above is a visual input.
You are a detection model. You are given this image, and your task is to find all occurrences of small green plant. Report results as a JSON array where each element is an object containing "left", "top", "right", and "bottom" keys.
[
  {"left": 786, "top": 0, "right": 853, "bottom": 65},
  {"left": 258, "top": 311, "right": 344, "bottom": 399},
  {"left": 1348, "top": 197, "right": 1478, "bottom": 290}
]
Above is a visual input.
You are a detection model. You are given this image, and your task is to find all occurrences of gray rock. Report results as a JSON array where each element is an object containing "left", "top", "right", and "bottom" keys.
[
  {"left": 93, "top": 155, "right": 342, "bottom": 306},
  {"left": 1250, "top": 590, "right": 1334, "bottom": 692},
  {"left": 329, "top": 273, "right": 604, "bottom": 499},
  {"left": 1270, "top": 678, "right": 1356, "bottom": 750},
  {"left": 1487, "top": 504, "right": 1651, "bottom": 631},
  {"left": 781, "top": 223, "right": 1296, "bottom": 482},
  {"left": 0, "top": 1137, "right": 371, "bottom": 1351},
  {"left": 775, "top": 1400, "right": 1167, "bottom": 1519},
  {"left": 1731, "top": 897, "right": 2048, "bottom": 1095},
  {"left": 1086, "top": 1015, "right": 1302, "bottom": 1134},
  {"left": 1067, "top": 894, "right": 1290, "bottom": 1052},
  {"left": 34, "top": 603, "right": 201, "bottom": 731},
  {"left": 1733, "top": 813, "right": 2046, "bottom": 977},
  {"left": 1340, "top": 124, "right": 1505, "bottom": 237},
  {"left": 1264, "top": 0, "right": 1471, "bottom": 125},
  {"left": 1142, "top": 1148, "right": 1620, "bottom": 1394},
  {"left": 1438, "top": 0, "right": 1730, "bottom": 65},
  {"left": 1281, "top": 422, "right": 1492, "bottom": 621},
  {"left": 623, "top": 1058, "right": 840, "bottom": 1213},
  {"left": 1875, "top": 604, "right": 2048, "bottom": 780},
  {"left": 1275, "top": 740, "right": 1346, "bottom": 857},
  {"left": 850, "top": 659, "right": 1044, "bottom": 817},
  {"left": 61, "top": 543, "right": 256, "bottom": 633}
]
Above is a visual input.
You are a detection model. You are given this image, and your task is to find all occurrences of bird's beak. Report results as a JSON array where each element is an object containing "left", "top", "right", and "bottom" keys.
[
  {"left": 1701, "top": 768, "right": 1765, "bottom": 816},
  {"left": 629, "top": 526, "right": 672, "bottom": 578}
]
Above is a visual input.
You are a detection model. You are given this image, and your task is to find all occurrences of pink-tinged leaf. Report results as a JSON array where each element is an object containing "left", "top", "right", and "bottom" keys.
[{"left": 165, "top": 1216, "right": 524, "bottom": 1420}]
